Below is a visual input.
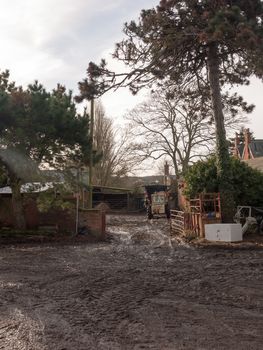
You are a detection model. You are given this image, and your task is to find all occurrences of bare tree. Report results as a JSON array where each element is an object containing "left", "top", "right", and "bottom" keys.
[
  {"left": 93, "top": 101, "right": 138, "bottom": 186},
  {"left": 127, "top": 87, "right": 248, "bottom": 178}
]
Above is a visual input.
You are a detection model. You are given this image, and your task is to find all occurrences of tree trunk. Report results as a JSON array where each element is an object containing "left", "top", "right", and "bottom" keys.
[
  {"left": 10, "top": 176, "right": 26, "bottom": 230},
  {"left": 207, "top": 43, "right": 235, "bottom": 222}
]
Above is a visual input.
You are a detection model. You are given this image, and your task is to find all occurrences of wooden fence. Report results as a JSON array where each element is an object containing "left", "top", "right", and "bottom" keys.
[{"left": 170, "top": 193, "right": 222, "bottom": 238}]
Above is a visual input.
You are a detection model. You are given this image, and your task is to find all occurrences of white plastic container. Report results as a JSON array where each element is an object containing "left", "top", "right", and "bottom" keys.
[{"left": 205, "top": 224, "right": 243, "bottom": 242}]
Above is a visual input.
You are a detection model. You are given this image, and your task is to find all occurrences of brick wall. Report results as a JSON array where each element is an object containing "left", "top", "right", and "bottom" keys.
[
  {"left": 0, "top": 195, "right": 106, "bottom": 239},
  {"left": 79, "top": 209, "right": 106, "bottom": 240},
  {"left": 39, "top": 209, "right": 75, "bottom": 233},
  {"left": 0, "top": 196, "right": 14, "bottom": 227}
]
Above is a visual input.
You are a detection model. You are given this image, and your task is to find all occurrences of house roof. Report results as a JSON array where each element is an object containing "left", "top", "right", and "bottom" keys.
[
  {"left": 249, "top": 140, "right": 263, "bottom": 158},
  {"left": 0, "top": 182, "right": 56, "bottom": 194},
  {"left": 237, "top": 144, "right": 244, "bottom": 157},
  {"left": 144, "top": 184, "right": 169, "bottom": 195},
  {"left": 237, "top": 140, "right": 263, "bottom": 159}
]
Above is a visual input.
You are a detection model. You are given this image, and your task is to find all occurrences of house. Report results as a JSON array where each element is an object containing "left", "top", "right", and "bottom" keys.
[
  {"left": 244, "top": 157, "right": 263, "bottom": 173},
  {"left": 232, "top": 128, "right": 263, "bottom": 160}
]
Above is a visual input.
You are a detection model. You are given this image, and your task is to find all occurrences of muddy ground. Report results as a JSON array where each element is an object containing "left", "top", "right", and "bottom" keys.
[{"left": 0, "top": 215, "right": 263, "bottom": 350}]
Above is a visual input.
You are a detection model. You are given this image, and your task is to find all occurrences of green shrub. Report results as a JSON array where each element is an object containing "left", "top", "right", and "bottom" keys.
[{"left": 184, "top": 156, "right": 263, "bottom": 207}]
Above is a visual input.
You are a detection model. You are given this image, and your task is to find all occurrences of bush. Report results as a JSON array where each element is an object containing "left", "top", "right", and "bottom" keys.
[{"left": 184, "top": 156, "right": 263, "bottom": 207}]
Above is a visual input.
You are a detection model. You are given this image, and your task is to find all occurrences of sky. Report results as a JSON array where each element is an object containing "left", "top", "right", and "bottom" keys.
[
  {"left": 0, "top": 0, "right": 156, "bottom": 120},
  {"left": 0, "top": 1, "right": 262, "bottom": 154}
]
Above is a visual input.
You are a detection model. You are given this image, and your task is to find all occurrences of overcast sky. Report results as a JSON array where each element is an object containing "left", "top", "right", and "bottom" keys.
[{"left": 0, "top": 0, "right": 262, "bottom": 138}]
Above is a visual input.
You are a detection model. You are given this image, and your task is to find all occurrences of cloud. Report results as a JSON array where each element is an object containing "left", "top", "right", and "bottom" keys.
[
  {"left": 1, "top": 0, "right": 261, "bottom": 141},
  {"left": 0, "top": 0, "right": 157, "bottom": 96},
  {"left": 0, "top": 0, "right": 159, "bottom": 124},
  {"left": 0, "top": 0, "right": 130, "bottom": 87},
  {"left": 98, "top": 49, "right": 147, "bottom": 122}
]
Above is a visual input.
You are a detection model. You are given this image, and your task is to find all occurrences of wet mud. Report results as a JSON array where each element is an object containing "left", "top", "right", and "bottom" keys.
[{"left": 0, "top": 215, "right": 263, "bottom": 349}]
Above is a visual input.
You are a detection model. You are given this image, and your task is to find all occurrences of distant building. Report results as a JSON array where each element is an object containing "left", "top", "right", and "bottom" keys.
[
  {"left": 232, "top": 128, "right": 263, "bottom": 160},
  {"left": 245, "top": 157, "right": 263, "bottom": 172},
  {"left": 164, "top": 161, "right": 171, "bottom": 186}
]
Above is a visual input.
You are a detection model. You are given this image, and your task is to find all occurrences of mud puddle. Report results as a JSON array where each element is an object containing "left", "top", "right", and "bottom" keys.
[{"left": 107, "top": 215, "right": 172, "bottom": 247}]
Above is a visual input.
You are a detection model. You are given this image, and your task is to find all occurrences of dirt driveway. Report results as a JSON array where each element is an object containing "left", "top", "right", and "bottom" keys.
[{"left": 0, "top": 215, "right": 263, "bottom": 349}]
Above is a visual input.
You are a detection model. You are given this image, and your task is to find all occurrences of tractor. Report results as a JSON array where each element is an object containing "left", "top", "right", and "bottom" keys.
[{"left": 144, "top": 184, "right": 170, "bottom": 219}]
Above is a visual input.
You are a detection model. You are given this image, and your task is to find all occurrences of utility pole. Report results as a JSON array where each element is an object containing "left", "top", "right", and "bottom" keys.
[
  {"left": 75, "top": 168, "right": 80, "bottom": 234},
  {"left": 88, "top": 98, "right": 94, "bottom": 209}
]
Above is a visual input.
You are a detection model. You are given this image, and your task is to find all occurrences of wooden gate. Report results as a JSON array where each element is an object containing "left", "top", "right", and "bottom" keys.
[
  {"left": 170, "top": 210, "right": 185, "bottom": 235},
  {"left": 170, "top": 193, "right": 222, "bottom": 237}
]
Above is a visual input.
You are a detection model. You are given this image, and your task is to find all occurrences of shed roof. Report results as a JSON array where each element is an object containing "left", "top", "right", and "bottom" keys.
[
  {"left": 0, "top": 182, "right": 56, "bottom": 194},
  {"left": 144, "top": 184, "right": 169, "bottom": 195}
]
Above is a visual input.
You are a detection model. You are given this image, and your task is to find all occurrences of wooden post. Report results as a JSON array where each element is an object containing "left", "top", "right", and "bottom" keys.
[{"left": 88, "top": 98, "right": 94, "bottom": 209}]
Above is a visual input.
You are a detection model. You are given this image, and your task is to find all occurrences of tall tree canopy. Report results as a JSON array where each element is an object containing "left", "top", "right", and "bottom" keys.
[
  {"left": 127, "top": 84, "right": 249, "bottom": 178},
  {"left": 78, "top": 0, "right": 263, "bottom": 220},
  {"left": 0, "top": 70, "right": 92, "bottom": 229},
  {"left": 92, "top": 102, "right": 138, "bottom": 186}
]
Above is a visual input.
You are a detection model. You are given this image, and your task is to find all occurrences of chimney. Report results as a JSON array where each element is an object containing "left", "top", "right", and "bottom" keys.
[
  {"left": 244, "top": 128, "right": 251, "bottom": 144},
  {"left": 243, "top": 128, "right": 251, "bottom": 160},
  {"left": 164, "top": 161, "right": 170, "bottom": 186},
  {"left": 164, "top": 161, "right": 169, "bottom": 176},
  {"left": 233, "top": 132, "right": 240, "bottom": 158}
]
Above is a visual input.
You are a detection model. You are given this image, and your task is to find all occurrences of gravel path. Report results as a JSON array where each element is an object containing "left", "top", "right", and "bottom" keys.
[{"left": 0, "top": 215, "right": 263, "bottom": 349}]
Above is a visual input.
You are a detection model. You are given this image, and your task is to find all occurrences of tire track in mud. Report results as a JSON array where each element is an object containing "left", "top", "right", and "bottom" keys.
[{"left": 0, "top": 215, "right": 263, "bottom": 349}]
